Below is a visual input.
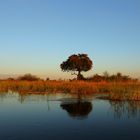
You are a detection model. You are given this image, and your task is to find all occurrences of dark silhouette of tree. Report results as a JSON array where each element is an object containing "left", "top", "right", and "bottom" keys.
[
  {"left": 60, "top": 101, "right": 92, "bottom": 119},
  {"left": 18, "top": 74, "right": 40, "bottom": 81},
  {"left": 7, "top": 78, "right": 15, "bottom": 81},
  {"left": 60, "top": 54, "right": 93, "bottom": 80}
]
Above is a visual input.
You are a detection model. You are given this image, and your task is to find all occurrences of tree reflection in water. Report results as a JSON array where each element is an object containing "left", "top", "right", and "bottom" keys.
[
  {"left": 109, "top": 101, "right": 140, "bottom": 119},
  {"left": 60, "top": 101, "right": 92, "bottom": 119}
]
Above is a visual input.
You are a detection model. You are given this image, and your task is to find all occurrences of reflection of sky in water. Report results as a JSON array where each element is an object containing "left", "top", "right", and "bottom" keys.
[{"left": 0, "top": 93, "right": 140, "bottom": 140}]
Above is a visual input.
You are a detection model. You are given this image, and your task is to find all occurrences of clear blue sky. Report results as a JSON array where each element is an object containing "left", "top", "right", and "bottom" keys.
[{"left": 0, "top": 0, "right": 140, "bottom": 79}]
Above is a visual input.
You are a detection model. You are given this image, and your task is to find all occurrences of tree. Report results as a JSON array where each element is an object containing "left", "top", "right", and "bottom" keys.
[
  {"left": 18, "top": 74, "right": 40, "bottom": 81},
  {"left": 60, "top": 54, "right": 93, "bottom": 80}
]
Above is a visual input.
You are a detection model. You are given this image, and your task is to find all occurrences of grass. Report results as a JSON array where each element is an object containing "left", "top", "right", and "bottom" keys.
[{"left": 0, "top": 80, "right": 140, "bottom": 100}]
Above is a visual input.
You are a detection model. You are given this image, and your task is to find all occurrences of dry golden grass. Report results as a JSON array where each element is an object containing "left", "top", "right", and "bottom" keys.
[{"left": 0, "top": 80, "right": 140, "bottom": 100}]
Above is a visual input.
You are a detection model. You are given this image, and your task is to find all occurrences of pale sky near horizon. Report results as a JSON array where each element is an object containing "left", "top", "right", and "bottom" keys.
[{"left": 0, "top": 0, "right": 140, "bottom": 79}]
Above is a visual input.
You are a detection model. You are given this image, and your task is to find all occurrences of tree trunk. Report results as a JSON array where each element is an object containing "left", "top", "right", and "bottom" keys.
[{"left": 77, "top": 71, "right": 81, "bottom": 80}]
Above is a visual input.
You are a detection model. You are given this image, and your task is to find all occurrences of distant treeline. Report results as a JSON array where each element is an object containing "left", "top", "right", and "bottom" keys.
[
  {"left": 86, "top": 72, "right": 138, "bottom": 82},
  {"left": 1, "top": 72, "right": 138, "bottom": 82},
  {"left": 5, "top": 74, "right": 41, "bottom": 81}
]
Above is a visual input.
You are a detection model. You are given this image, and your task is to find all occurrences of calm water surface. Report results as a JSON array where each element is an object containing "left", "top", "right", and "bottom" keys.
[{"left": 0, "top": 93, "right": 140, "bottom": 140}]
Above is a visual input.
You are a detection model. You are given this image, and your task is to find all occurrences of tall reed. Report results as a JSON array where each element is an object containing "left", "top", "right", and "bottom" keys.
[{"left": 0, "top": 80, "right": 139, "bottom": 100}]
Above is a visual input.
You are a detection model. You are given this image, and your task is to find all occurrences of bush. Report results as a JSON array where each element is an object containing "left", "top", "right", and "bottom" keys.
[{"left": 17, "top": 74, "right": 40, "bottom": 81}]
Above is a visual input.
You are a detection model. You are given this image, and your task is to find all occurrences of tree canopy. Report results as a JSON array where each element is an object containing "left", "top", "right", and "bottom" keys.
[{"left": 60, "top": 54, "right": 93, "bottom": 80}]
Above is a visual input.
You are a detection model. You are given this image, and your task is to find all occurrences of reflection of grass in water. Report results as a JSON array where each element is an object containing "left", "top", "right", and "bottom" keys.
[
  {"left": 0, "top": 80, "right": 140, "bottom": 100},
  {"left": 109, "top": 101, "right": 140, "bottom": 118}
]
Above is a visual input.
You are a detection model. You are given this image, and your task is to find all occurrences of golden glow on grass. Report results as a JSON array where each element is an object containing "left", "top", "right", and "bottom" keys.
[{"left": 0, "top": 80, "right": 140, "bottom": 100}]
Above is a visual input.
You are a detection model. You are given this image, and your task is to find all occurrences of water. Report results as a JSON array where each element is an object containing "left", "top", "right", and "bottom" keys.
[{"left": 0, "top": 93, "right": 140, "bottom": 140}]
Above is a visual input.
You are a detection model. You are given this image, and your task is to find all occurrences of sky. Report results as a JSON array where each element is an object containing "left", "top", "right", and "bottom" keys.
[{"left": 0, "top": 0, "right": 140, "bottom": 79}]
